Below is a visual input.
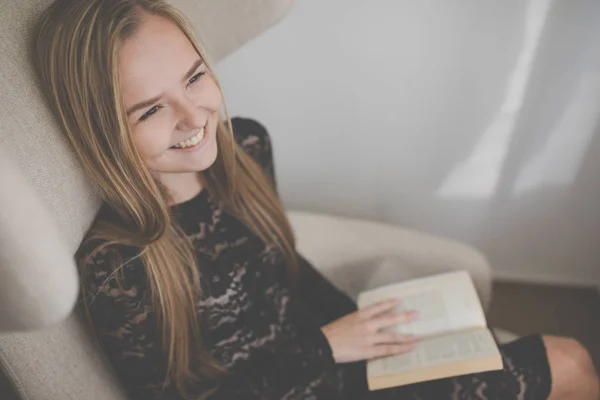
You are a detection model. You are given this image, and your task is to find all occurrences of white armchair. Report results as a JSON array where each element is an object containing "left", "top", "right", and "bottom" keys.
[{"left": 289, "top": 211, "right": 492, "bottom": 309}]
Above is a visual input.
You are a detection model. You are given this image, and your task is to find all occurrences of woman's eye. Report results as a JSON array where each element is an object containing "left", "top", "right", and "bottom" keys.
[
  {"left": 139, "top": 105, "right": 162, "bottom": 122},
  {"left": 188, "top": 71, "right": 205, "bottom": 85}
]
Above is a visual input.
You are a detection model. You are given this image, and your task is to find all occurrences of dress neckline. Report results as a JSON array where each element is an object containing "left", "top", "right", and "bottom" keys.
[{"left": 169, "top": 188, "right": 210, "bottom": 215}]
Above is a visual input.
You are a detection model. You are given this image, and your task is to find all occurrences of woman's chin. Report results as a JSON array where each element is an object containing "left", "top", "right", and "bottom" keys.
[
  {"left": 169, "top": 133, "right": 218, "bottom": 172},
  {"left": 190, "top": 142, "right": 218, "bottom": 171}
]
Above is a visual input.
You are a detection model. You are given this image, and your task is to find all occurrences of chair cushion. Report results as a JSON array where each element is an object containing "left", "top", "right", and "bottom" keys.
[
  {"left": 0, "top": 150, "right": 78, "bottom": 332},
  {"left": 288, "top": 211, "right": 493, "bottom": 309}
]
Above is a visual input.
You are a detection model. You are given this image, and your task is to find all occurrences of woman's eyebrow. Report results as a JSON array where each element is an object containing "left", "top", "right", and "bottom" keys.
[
  {"left": 126, "top": 59, "right": 204, "bottom": 116},
  {"left": 181, "top": 58, "right": 204, "bottom": 84},
  {"left": 126, "top": 95, "right": 162, "bottom": 116}
]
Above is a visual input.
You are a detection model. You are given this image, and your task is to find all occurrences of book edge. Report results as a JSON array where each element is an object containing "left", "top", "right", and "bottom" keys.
[{"left": 367, "top": 353, "right": 504, "bottom": 391}]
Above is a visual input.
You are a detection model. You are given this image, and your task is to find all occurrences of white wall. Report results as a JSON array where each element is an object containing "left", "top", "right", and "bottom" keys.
[{"left": 216, "top": 0, "right": 600, "bottom": 286}]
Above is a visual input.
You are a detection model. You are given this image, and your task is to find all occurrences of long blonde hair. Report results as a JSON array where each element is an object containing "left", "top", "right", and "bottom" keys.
[{"left": 31, "top": 0, "right": 296, "bottom": 397}]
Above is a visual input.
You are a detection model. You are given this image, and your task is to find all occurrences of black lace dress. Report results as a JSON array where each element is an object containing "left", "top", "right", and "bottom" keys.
[{"left": 81, "top": 117, "right": 552, "bottom": 399}]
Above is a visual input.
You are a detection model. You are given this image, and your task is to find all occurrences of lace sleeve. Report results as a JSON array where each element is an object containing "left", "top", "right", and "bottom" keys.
[
  {"left": 80, "top": 246, "right": 176, "bottom": 400},
  {"left": 295, "top": 255, "right": 358, "bottom": 327},
  {"left": 81, "top": 246, "right": 279, "bottom": 400}
]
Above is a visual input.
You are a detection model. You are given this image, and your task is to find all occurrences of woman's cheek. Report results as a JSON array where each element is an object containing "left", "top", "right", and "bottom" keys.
[
  {"left": 132, "top": 124, "right": 171, "bottom": 159},
  {"left": 204, "top": 77, "right": 223, "bottom": 110}
]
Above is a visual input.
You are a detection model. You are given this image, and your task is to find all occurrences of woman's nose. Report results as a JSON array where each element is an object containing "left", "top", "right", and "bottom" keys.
[{"left": 175, "top": 97, "right": 208, "bottom": 131}]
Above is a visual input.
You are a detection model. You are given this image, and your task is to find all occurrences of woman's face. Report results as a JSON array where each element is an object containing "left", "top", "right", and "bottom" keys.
[{"left": 119, "top": 13, "right": 222, "bottom": 178}]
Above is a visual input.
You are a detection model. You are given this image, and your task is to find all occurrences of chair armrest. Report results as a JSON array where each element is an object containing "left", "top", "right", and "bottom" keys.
[
  {"left": 287, "top": 211, "right": 492, "bottom": 310},
  {"left": 0, "top": 151, "right": 79, "bottom": 332}
]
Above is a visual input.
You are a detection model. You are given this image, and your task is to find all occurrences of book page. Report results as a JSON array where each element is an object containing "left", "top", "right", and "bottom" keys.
[
  {"left": 368, "top": 328, "right": 500, "bottom": 377},
  {"left": 357, "top": 271, "right": 486, "bottom": 337}
]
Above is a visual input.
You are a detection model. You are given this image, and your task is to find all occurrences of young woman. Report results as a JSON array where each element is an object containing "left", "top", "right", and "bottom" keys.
[{"left": 32, "top": 0, "right": 598, "bottom": 399}]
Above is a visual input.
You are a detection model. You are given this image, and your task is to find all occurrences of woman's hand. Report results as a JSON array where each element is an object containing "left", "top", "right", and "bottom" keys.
[{"left": 321, "top": 299, "right": 419, "bottom": 364}]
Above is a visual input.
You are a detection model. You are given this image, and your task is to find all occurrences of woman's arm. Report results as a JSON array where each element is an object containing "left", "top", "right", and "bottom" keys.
[
  {"left": 81, "top": 246, "right": 178, "bottom": 400},
  {"left": 294, "top": 255, "right": 358, "bottom": 326},
  {"left": 82, "top": 245, "right": 327, "bottom": 400}
]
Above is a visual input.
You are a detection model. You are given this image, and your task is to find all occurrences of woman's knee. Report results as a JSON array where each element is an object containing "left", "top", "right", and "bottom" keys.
[
  {"left": 548, "top": 336, "right": 595, "bottom": 374},
  {"left": 543, "top": 335, "right": 599, "bottom": 399}
]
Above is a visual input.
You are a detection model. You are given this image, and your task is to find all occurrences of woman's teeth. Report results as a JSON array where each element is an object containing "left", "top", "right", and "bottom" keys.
[{"left": 171, "top": 127, "right": 205, "bottom": 149}]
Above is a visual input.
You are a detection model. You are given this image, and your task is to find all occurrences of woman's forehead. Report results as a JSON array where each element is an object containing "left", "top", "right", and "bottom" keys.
[{"left": 118, "top": 14, "right": 200, "bottom": 99}]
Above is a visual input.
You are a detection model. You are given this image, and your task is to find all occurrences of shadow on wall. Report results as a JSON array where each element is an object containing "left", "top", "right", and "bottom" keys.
[
  {"left": 216, "top": 0, "right": 600, "bottom": 285},
  {"left": 358, "top": 0, "right": 600, "bottom": 285},
  {"left": 430, "top": 0, "right": 600, "bottom": 284}
]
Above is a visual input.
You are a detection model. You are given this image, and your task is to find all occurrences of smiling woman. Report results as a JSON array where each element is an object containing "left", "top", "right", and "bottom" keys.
[
  {"left": 31, "top": 0, "right": 296, "bottom": 398},
  {"left": 119, "top": 12, "right": 223, "bottom": 202},
  {"left": 29, "top": 0, "right": 599, "bottom": 399}
]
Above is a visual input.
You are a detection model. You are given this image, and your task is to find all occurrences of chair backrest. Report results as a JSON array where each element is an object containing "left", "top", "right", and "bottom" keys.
[{"left": 0, "top": 0, "right": 293, "bottom": 398}]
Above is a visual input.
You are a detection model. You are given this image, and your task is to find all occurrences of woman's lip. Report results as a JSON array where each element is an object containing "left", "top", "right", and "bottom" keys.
[
  {"left": 170, "top": 126, "right": 206, "bottom": 149},
  {"left": 168, "top": 127, "right": 209, "bottom": 153}
]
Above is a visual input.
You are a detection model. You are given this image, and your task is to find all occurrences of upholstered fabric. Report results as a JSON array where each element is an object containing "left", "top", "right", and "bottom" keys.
[
  {"left": 0, "top": 0, "right": 293, "bottom": 398},
  {"left": 289, "top": 211, "right": 493, "bottom": 309},
  {"left": 0, "top": 0, "right": 103, "bottom": 255},
  {"left": 175, "top": 0, "right": 294, "bottom": 63},
  {"left": 0, "top": 150, "right": 78, "bottom": 332}
]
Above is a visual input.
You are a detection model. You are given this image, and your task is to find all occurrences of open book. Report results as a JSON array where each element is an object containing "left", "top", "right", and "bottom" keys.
[{"left": 357, "top": 270, "right": 503, "bottom": 391}]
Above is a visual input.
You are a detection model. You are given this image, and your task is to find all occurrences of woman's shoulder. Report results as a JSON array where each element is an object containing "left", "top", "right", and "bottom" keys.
[
  {"left": 230, "top": 117, "right": 276, "bottom": 182},
  {"left": 78, "top": 240, "right": 139, "bottom": 273},
  {"left": 77, "top": 237, "right": 147, "bottom": 304},
  {"left": 231, "top": 117, "right": 272, "bottom": 155},
  {"left": 77, "top": 205, "right": 144, "bottom": 283},
  {"left": 231, "top": 116, "right": 269, "bottom": 141}
]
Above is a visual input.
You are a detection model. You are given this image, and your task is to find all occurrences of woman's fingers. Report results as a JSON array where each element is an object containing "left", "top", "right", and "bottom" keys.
[
  {"left": 360, "top": 299, "right": 401, "bottom": 320},
  {"left": 369, "top": 342, "right": 417, "bottom": 359},
  {"left": 370, "top": 332, "right": 419, "bottom": 345},
  {"left": 367, "top": 310, "right": 419, "bottom": 332}
]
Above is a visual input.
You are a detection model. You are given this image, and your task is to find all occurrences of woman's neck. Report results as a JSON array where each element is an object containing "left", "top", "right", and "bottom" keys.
[{"left": 160, "top": 171, "right": 204, "bottom": 206}]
